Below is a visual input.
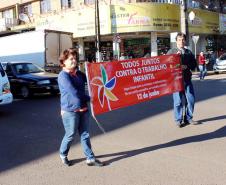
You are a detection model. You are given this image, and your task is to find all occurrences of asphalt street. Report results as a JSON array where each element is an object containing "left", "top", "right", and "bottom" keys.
[{"left": 0, "top": 73, "right": 226, "bottom": 185}]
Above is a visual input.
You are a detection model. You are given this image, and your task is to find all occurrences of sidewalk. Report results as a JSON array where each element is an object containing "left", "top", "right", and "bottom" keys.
[
  {"left": 192, "top": 70, "right": 216, "bottom": 79},
  {"left": 0, "top": 74, "right": 226, "bottom": 185}
]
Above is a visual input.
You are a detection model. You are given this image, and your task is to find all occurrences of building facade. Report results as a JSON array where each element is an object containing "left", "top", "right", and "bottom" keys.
[{"left": 0, "top": 0, "right": 225, "bottom": 62}]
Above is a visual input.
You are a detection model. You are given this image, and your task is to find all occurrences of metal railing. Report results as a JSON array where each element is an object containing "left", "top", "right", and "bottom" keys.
[{"left": 0, "top": 18, "right": 18, "bottom": 31}]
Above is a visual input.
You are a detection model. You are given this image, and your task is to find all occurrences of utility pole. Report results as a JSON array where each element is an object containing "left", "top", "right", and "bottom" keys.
[
  {"left": 95, "top": 0, "right": 101, "bottom": 62},
  {"left": 181, "top": 0, "right": 190, "bottom": 46}
]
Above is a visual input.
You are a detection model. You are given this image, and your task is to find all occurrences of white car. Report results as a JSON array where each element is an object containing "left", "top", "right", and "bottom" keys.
[
  {"left": 0, "top": 63, "right": 13, "bottom": 105},
  {"left": 213, "top": 53, "right": 226, "bottom": 73}
]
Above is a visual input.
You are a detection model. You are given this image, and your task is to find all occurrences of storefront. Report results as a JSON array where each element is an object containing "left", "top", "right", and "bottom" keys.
[
  {"left": 110, "top": 3, "right": 180, "bottom": 58},
  {"left": 80, "top": 34, "right": 171, "bottom": 62},
  {"left": 157, "top": 37, "right": 170, "bottom": 55},
  {"left": 26, "top": 3, "right": 181, "bottom": 61},
  {"left": 123, "top": 38, "right": 151, "bottom": 58},
  {"left": 206, "top": 35, "right": 226, "bottom": 57},
  {"left": 120, "top": 36, "right": 170, "bottom": 58},
  {"left": 83, "top": 41, "right": 113, "bottom": 62}
]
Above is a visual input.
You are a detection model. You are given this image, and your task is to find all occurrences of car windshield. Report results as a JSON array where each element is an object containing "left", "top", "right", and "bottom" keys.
[
  {"left": 219, "top": 54, "right": 226, "bottom": 60},
  {"left": 0, "top": 63, "right": 5, "bottom": 77},
  {"left": 13, "top": 63, "right": 44, "bottom": 74}
]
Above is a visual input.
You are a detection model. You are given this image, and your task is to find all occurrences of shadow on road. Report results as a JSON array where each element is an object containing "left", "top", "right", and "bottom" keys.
[
  {"left": 198, "top": 115, "right": 226, "bottom": 124},
  {"left": 0, "top": 76, "right": 226, "bottom": 172},
  {"left": 96, "top": 125, "right": 226, "bottom": 165}
]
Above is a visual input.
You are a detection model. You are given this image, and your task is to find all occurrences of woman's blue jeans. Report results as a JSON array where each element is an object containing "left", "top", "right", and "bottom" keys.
[
  {"left": 199, "top": 65, "right": 207, "bottom": 79},
  {"left": 173, "top": 81, "right": 195, "bottom": 124},
  {"left": 59, "top": 111, "right": 95, "bottom": 160}
]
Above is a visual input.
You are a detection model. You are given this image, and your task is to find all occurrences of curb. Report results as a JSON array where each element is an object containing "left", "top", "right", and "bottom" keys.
[{"left": 192, "top": 71, "right": 216, "bottom": 76}]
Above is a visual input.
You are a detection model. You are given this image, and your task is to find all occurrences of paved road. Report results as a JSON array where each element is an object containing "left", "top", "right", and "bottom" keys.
[{"left": 0, "top": 73, "right": 226, "bottom": 185}]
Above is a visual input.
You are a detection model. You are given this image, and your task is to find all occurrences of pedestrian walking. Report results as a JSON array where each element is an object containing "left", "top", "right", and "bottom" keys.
[
  {"left": 198, "top": 51, "right": 207, "bottom": 80},
  {"left": 167, "top": 33, "right": 198, "bottom": 127},
  {"left": 58, "top": 48, "right": 104, "bottom": 167}
]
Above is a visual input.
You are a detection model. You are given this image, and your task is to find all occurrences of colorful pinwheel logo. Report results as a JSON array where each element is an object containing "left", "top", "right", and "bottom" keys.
[{"left": 90, "top": 65, "right": 118, "bottom": 111}]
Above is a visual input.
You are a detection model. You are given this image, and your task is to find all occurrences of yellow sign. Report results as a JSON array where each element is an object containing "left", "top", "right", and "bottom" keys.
[
  {"left": 188, "top": 9, "right": 219, "bottom": 34},
  {"left": 73, "top": 3, "right": 180, "bottom": 36},
  {"left": 110, "top": 3, "right": 180, "bottom": 33}
]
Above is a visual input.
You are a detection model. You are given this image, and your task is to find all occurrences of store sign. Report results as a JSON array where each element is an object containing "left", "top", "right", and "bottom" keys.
[
  {"left": 85, "top": 54, "right": 183, "bottom": 116},
  {"left": 188, "top": 8, "right": 219, "bottom": 34},
  {"left": 110, "top": 3, "right": 180, "bottom": 33}
]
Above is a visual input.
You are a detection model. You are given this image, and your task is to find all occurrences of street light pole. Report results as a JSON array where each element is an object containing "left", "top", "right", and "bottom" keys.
[
  {"left": 95, "top": 0, "right": 101, "bottom": 62},
  {"left": 181, "top": 0, "right": 190, "bottom": 46}
]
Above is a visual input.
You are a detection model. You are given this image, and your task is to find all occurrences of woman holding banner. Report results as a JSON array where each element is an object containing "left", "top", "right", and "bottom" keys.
[{"left": 58, "top": 48, "right": 103, "bottom": 167}]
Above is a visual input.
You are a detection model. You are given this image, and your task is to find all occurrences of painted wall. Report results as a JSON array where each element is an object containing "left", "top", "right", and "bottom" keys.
[{"left": 30, "top": 3, "right": 181, "bottom": 37}]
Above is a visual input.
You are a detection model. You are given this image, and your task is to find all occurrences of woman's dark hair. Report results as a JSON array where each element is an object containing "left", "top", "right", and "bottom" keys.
[{"left": 59, "top": 48, "right": 77, "bottom": 67}]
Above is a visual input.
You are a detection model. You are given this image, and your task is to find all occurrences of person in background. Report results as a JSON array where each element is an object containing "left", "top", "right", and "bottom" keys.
[
  {"left": 128, "top": 50, "right": 135, "bottom": 59},
  {"left": 198, "top": 51, "right": 207, "bottom": 80},
  {"left": 119, "top": 52, "right": 127, "bottom": 60},
  {"left": 58, "top": 48, "right": 104, "bottom": 167},
  {"left": 210, "top": 51, "right": 217, "bottom": 68},
  {"left": 218, "top": 48, "right": 224, "bottom": 57},
  {"left": 144, "top": 52, "right": 151, "bottom": 58},
  {"left": 143, "top": 47, "right": 151, "bottom": 58},
  {"left": 167, "top": 33, "right": 198, "bottom": 128}
]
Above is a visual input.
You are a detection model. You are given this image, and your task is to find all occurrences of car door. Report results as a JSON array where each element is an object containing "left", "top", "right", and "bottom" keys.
[
  {"left": 219, "top": 54, "right": 226, "bottom": 65},
  {"left": 0, "top": 64, "right": 4, "bottom": 96},
  {"left": 0, "top": 63, "right": 13, "bottom": 105},
  {"left": 5, "top": 64, "right": 20, "bottom": 93}
]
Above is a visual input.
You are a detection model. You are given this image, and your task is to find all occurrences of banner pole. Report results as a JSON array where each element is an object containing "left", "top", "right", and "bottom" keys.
[{"left": 85, "top": 62, "right": 106, "bottom": 134}]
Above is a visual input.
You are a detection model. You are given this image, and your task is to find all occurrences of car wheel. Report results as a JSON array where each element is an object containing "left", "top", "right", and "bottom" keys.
[{"left": 21, "top": 86, "right": 31, "bottom": 98}]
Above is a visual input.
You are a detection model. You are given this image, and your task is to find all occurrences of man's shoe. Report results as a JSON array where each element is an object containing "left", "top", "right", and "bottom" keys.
[
  {"left": 86, "top": 159, "right": 104, "bottom": 167},
  {"left": 187, "top": 119, "right": 199, "bottom": 125},
  {"left": 176, "top": 121, "right": 183, "bottom": 128},
  {"left": 61, "top": 157, "right": 71, "bottom": 166},
  {"left": 177, "top": 123, "right": 183, "bottom": 128}
]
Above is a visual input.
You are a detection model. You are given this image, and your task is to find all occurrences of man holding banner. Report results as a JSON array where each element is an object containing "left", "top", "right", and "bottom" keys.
[{"left": 167, "top": 33, "right": 198, "bottom": 127}]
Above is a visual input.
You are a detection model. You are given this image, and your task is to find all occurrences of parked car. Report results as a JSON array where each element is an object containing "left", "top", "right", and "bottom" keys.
[
  {"left": 1, "top": 61, "right": 59, "bottom": 98},
  {"left": 0, "top": 63, "right": 13, "bottom": 105},
  {"left": 213, "top": 53, "right": 226, "bottom": 73}
]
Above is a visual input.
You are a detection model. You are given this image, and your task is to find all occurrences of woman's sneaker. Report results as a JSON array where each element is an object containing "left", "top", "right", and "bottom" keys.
[{"left": 86, "top": 159, "right": 104, "bottom": 167}]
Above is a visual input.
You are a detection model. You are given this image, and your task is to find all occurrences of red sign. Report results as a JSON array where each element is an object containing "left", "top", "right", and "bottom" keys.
[{"left": 85, "top": 54, "right": 183, "bottom": 116}]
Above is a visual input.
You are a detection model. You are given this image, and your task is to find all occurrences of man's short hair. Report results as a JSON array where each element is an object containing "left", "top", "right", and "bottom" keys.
[{"left": 176, "top": 32, "right": 186, "bottom": 41}]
